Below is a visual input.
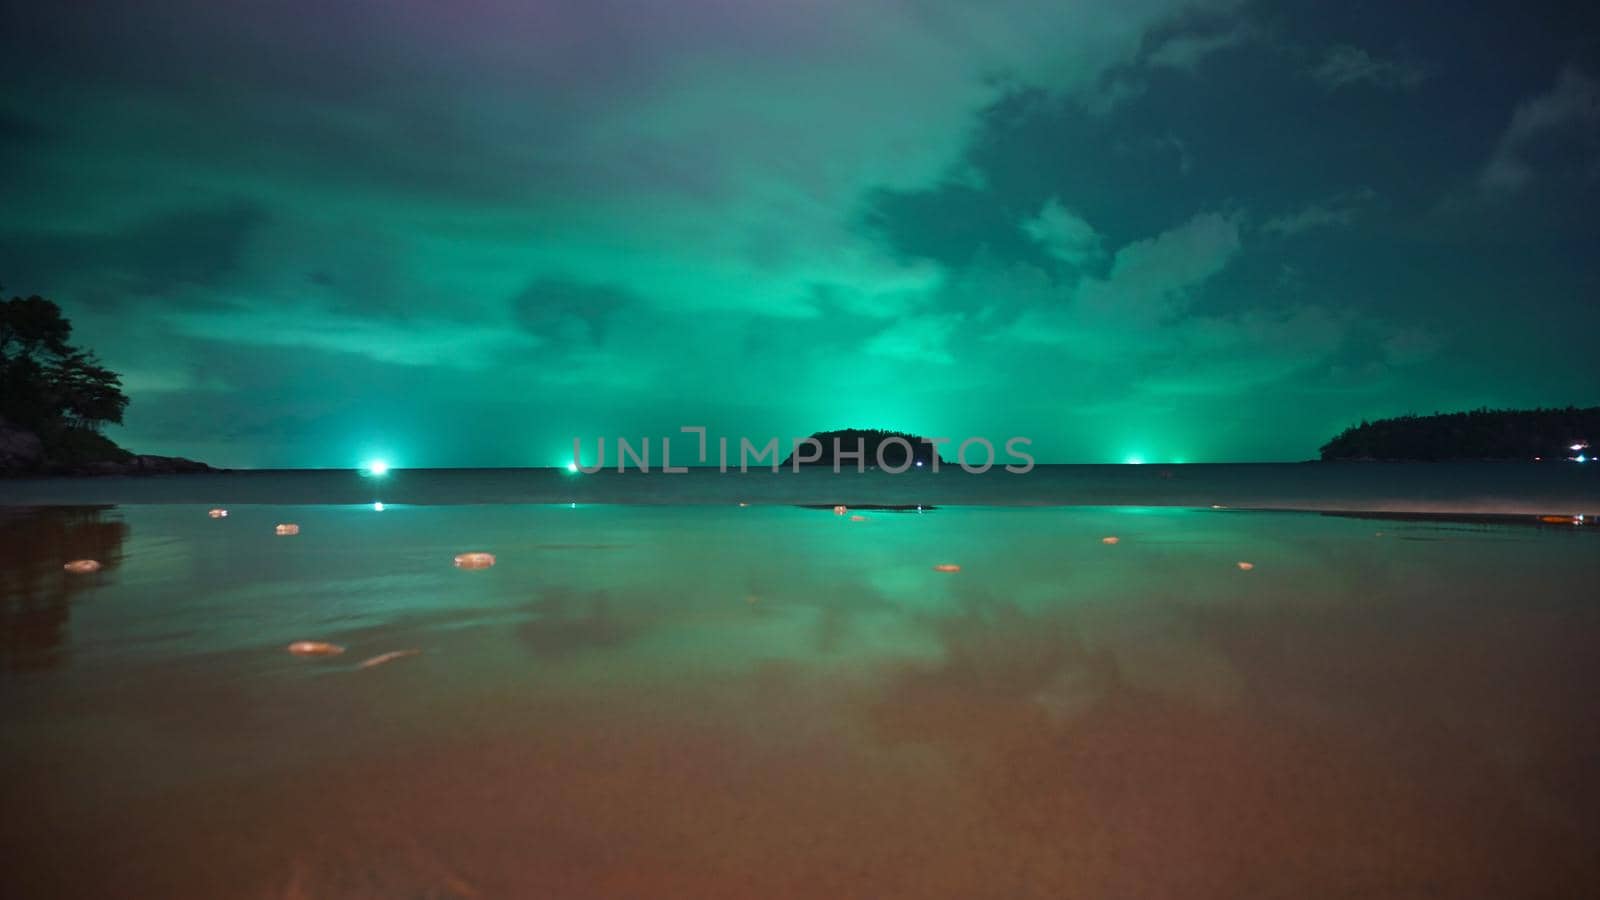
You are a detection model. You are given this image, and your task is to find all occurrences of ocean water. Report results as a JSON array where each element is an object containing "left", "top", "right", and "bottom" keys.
[
  {"left": 2, "top": 475, "right": 1598, "bottom": 896},
  {"left": 4, "top": 461, "right": 1599, "bottom": 513}
]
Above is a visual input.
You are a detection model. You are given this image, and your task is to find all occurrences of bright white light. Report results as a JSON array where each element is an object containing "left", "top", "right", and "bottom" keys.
[
  {"left": 915, "top": 460, "right": 924, "bottom": 467},
  {"left": 1579, "top": 455, "right": 1589, "bottom": 464},
  {"left": 566, "top": 460, "right": 579, "bottom": 473},
  {"left": 1125, "top": 456, "right": 1144, "bottom": 465},
  {"left": 373, "top": 502, "right": 385, "bottom": 512},
  {"left": 365, "top": 459, "right": 390, "bottom": 476},
  {"left": 1572, "top": 444, "right": 1586, "bottom": 452}
]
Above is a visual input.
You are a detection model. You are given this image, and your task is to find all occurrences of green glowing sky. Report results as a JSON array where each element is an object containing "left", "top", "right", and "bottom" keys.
[{"left": 2, "top": 1, "right": 1597, "bottom": 466}]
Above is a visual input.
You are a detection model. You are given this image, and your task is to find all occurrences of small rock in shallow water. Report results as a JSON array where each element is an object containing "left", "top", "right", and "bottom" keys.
[
  {"left": 287, "top": 641, "right": 344, "bottom": 657},
  {"left": 454, "top": 552, "right": 495, "bottom": 569},
  {"left": 63, "top": 559, "right": 101, "bottom": 574},
  {"left": 275, "top": 523, "right": 299, "bottom": 536}
]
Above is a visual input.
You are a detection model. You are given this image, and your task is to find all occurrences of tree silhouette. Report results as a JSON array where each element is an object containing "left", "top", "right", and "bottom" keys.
[
  {"left": 1, "top": 295, "right": 128, "bottom": 431},
  {"left": 1, "top": 295, "right": 130, "bottom": 463}
]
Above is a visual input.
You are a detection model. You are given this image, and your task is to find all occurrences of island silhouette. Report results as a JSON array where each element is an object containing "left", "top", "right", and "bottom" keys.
[
  {"left": 780, "top": 428, "right": 945, "bottom": 469},
  {"left": 1320, "top": 407, "right": 1597, "bottom": 461}
]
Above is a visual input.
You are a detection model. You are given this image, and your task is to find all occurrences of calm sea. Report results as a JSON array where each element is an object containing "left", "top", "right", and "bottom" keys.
[{"left": 4, "top": 461, "right": 1598, "bottom": 513}]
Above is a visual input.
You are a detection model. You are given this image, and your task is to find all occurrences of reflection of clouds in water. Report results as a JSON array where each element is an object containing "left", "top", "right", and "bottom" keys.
[
  {"left": 874, "top": 600, "right": 1119, "bottom": 740},
  {"left": 0, "top": 506, "right": 128, "bottom": 673},
  {"left": 1088, "top": 613, "right": 1243, "bottom": 709},
  {"left": 873, "top": 585, "right": 1246, "bottom": 740},
  {"left": 518, "top": 588, "right": 633, "bottom": 657}
]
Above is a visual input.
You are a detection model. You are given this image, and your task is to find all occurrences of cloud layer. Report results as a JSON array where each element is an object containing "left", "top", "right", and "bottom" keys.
[{"left": 1, "top": 0, "right": 1597, "bottom": 464}]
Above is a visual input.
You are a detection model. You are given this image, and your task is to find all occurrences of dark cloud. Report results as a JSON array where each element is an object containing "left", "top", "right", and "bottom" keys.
[
  {"left": 511, "top": 279, "right": 635, "bottom": 347},
  {"left": 0, "top": 205, "right": 267, "bottom": 307}
]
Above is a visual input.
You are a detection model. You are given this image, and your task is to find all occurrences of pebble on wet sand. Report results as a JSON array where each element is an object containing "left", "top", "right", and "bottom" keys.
[
  {"left": 63, "top": 559, "right": 101, "bottom": 574},
  {"left": 358, "top": 649, "right": 421, "bottom": 670},
  {"left": 454, "top": 552, "right": 496, "bottom": 569},
  {"left": 287, "top": 641, "right": 344, "bottom": 657}
]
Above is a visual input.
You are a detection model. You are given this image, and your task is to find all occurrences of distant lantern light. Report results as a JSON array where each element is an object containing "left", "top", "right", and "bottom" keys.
[
  {"left": 933, "top": 563, "right": 962, "bottom": 573},
  {"left": 1572, "top": 443, "right": 1586, "bottom": 451},
  {"left": 208, "top": 508, "right": 228, "bottom": 518},
  {"left": 63, "top": 559, "right": 101, "bottom": 574},
  {"left": 1125, "top": 456, "right": 1144, "bottom": 465},
  {"left": 1237, "top": 561, "right": 1255, "bottom": 571},
  {"left": 454, "top": 552, "right": 496, "bottom": 570},
  {"left": 915, "top": 460, "right": 924, "bottom": 467},
  {"left": 373, "top": 502, "right": 385, "bottom": 512},
  {"left": 275, "top": 523, "right": 300, "bottom": 536},
  {"left": 365, "top": 459, "right": 390, "bottom": 476},
  {"left": 833, "top": 505, "right": 848, "bottom": 516},
  {"left": 1101, "top": 536, "right": 1120, "bottom": 545},
  {"left": 1579, "top": 455, "right": 1589, "bottom": 464}
]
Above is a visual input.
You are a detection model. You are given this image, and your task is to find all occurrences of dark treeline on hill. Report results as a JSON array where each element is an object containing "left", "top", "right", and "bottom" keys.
[
  {"left": 1, "top": 293, "right": 210, "bottom": 475},
  {"left": 781, "top": 429, "right": 944, "bottom": 468},
  {"left": 1319, "top": 407, "right": 1598, "bottom": 461}
]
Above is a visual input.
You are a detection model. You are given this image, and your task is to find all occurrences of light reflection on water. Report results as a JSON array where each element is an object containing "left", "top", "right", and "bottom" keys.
[{"left": 2, "top": 504, "right": 1597, "bottom": 898}]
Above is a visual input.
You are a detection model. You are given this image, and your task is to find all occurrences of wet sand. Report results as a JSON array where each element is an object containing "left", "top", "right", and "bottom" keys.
[{"left": 3, "top": 504, "right": 1598, "bottom": 897}]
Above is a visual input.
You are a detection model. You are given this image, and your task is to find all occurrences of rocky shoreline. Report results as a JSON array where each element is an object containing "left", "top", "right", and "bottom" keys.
[{"left": 0, "top": 420, "right": 215, "bottom": 477}]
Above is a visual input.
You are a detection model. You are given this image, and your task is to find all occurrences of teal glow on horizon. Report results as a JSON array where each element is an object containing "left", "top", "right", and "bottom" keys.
[
  {"left": 364, "top": 460, "right": 390, "bottom": 477},
  {"left": 2, "top": 2, "right": 1595, "bottom": 467}
]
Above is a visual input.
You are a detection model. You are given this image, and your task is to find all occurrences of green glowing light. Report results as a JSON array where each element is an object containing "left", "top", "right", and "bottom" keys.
[{"left": 365, "top": 459, "right": 390, "bottom": 476}]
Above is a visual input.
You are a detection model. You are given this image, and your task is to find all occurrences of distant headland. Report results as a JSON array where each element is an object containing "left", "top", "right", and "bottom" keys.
[
  {"left": 1320, "top": 407, "right": 1597, "bottom": 462},
  {"left": 1, "top": 294, "right": 214, "bottom": 476}
]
